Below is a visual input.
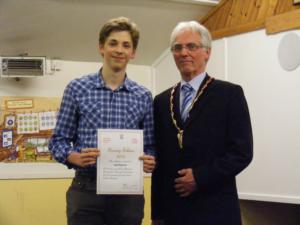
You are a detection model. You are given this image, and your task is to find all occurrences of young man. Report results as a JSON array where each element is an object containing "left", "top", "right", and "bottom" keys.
[
  {"left": 151, "top": 21, "right": 253, "bottom": 225},
  {"left": 49, "top": 17, "right": 155, "bottom": 225}
]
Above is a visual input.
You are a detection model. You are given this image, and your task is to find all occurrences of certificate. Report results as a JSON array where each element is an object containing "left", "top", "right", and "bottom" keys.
[{"left": 97, "top": 129, "right": 143, "bottom": 195}]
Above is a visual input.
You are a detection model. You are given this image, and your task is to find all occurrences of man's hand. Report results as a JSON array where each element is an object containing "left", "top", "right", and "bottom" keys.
[
  {"left": 67, "top": 148, "right": 100, "bottom": 167},
  {"left": 174, "top": 168, "right": 197, "bottom": 197},
  {"left": 139, "top": 155, "right": 156, "bottom": 173}
]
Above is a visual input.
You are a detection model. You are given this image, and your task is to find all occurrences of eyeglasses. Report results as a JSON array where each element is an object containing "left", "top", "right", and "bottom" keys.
[{"left": 171, "top": 43, "right": 203, "bottom": 53}]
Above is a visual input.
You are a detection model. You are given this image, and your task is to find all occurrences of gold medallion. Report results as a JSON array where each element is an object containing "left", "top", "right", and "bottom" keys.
[
  {"left": 170, "top": 76, "right": 214, "bottom": 149},
  {"left": 177, "top": 130, "right": 183, "bottom": 149}
]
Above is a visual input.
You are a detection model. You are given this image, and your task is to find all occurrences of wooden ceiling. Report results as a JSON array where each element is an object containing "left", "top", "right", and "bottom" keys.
[{"left": 200, "top": 0, "right": 300, "bottom": 39}]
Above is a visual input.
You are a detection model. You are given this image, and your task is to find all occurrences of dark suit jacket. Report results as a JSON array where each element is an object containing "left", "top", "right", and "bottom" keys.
[{"left": 151, "top": 75, "right": 253, "bottom": 225}]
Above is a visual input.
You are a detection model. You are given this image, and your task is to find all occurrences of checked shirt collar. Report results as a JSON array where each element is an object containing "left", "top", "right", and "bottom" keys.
[{"left": 93, "top": 69, "right": 135, "bottom": 92}]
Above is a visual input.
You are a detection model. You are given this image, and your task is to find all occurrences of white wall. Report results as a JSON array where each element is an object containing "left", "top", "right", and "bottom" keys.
[
  {"left": 153, "top": 29, "right": 300, "bottom": 204},
  {"left": 152, "top": 50, "right": 181, "bottom": 95},
  {"left": 226, "top": 30, "right": 300, "bottom": 204}
]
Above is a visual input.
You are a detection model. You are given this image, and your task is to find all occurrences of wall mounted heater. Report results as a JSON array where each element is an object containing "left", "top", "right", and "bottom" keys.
[{"left": 0, "top": 56, "right": 46, "bottom": 78}]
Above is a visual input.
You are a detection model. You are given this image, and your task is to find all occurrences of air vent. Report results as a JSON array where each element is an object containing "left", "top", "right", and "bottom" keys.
[{"left": 0, "top": 56, "right": 46, "bottom": 77}]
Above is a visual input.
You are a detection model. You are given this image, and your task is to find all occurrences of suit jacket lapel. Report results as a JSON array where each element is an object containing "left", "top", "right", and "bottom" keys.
[
  {"left": 172, "top": 83, "right": 185, "bottom": 129},
  {"left": 184, "top": 75, "right": 214, "bottom": 127}
]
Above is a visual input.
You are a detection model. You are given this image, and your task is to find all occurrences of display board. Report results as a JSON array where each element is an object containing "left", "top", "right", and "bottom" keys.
[{"left": 0, "top": 96, "right": 74, "bottom": 179}]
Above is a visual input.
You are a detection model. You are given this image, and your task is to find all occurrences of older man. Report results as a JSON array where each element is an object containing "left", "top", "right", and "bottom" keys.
[{"left": 151, "top": 21, "right": 253, "bottom": 225}]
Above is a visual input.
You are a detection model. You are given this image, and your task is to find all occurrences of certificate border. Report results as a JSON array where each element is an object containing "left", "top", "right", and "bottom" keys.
[{"left": 97, "top": 129, "right": 144, "bottom": 195}]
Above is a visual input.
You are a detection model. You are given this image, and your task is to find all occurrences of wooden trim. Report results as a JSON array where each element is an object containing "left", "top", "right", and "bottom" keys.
[
  {"left": 266, "top": 9, "right": 300, "bottom": 34},
  {"left": 200, "top": 0, "right": 300, "bottom": 39},
  {"left": 200, "top": 0, "right": 228, "bottom": 23},
  {"left": 211, "top": 19, "right": 265, "bottom": 39},
  {"left": 266, "top": 0, "right": 279, "bottom": 16}
]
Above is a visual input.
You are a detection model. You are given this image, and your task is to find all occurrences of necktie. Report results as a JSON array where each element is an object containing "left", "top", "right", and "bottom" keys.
[{"left": 181, "top": 83, "right": 194, "bottom": 121}]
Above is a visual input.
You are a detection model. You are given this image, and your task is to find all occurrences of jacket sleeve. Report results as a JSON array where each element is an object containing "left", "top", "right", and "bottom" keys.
[
  {"left": 193, "top": 85, "right": 253, "bottom": 192},
  {"left": 151, "top": 96, "right": 165, "bottom": 220}
]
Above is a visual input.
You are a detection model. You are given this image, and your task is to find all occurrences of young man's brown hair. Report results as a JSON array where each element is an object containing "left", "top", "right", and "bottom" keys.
[{"left": 99, "top": 17, "right": 140, "bottom": 49}]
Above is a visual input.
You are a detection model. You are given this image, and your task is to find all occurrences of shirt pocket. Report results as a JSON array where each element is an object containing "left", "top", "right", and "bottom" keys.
[
  {"left": 78, "top": 100, "right": 104, "bottom": 129},
  {"left": 125, "top": 103, "right": 144, "bottom": 129}
]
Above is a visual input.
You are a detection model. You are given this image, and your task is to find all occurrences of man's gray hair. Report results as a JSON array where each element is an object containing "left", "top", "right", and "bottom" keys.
[{"left": 170, "top": 21, "right": 212, "bottom": 50}]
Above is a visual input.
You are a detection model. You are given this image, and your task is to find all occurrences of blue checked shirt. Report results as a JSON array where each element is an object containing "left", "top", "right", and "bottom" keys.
[{"left": 49, "top": 70, "right": 155, "bottom": 172}]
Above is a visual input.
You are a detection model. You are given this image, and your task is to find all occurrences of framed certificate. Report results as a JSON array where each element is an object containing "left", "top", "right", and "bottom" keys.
[{"left": 97, "top": 129, "right": 143, "bottom": 195}]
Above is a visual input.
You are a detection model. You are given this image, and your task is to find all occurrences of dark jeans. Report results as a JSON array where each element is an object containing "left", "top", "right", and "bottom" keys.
[{"left": 66, "top": 173, "right": 144, "bottom": 225}]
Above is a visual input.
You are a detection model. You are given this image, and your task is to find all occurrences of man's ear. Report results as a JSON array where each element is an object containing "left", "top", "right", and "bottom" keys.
[
  {"left": 205, "top": 48, "right": 211, "bottom": 62},
  {"left": 99, "top": 44, "right": 104, "bottom": 57},
  {"left": 130, "top": 49, "right": 136, "bottom": 59}
]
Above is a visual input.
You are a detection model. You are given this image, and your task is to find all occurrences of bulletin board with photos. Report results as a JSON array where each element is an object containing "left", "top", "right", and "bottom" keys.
[{"left": 0, "top": 96, "right": 60, "bottom": 163}]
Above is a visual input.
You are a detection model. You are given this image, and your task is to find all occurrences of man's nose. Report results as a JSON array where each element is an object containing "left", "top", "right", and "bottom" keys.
[
  {"left": 179, "top": 47, "right": 189, "bottom": 55},
  {"left": 115, "top": 45, "right": 124, "bottom": 53}
]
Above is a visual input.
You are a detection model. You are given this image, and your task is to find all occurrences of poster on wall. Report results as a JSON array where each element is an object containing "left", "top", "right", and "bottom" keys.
[{"left": 0, "top": 96, "right": 74, "bottom": 179}]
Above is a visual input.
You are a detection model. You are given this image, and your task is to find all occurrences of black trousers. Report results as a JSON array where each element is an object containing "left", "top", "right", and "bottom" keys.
[{"left": 66, "top": 173, "right": 144, "bottom": 225}]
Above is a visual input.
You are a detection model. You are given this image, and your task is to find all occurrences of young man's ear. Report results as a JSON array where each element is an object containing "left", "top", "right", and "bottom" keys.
[
  {"left": 130, "top": 49, "right": 136, "bottom": 59},
  {"left": 99, "top": 44, "right": 104, "bottom": 57}
]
